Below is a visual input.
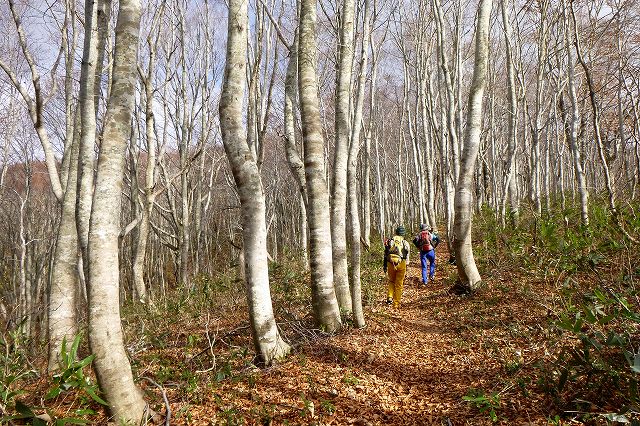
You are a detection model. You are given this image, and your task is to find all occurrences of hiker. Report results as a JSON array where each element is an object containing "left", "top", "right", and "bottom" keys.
[
  {"left": 383, "top": 226, "right": 410, "bottom": 308},
  {"left": 413, "top": 224, "right": 438, "bottom": 286}
]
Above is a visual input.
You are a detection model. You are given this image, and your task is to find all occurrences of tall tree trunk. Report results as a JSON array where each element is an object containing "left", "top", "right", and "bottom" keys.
[
  {"left": 49, "top": 115, "right": 80, "bottom": 369},
  {"left": 283, "top": 31, "right": 310, "bottom": 269},
  {"left": 362, "top": 26, "right": 381, "bottom": 247},
  {"left": 453, "top": 0, "right": 492, "bottom": 292},
  {"left": 331, "top": 0, "right": 355, "bottom": 314},
  {"left": 299, "top": 0, "right": 342, "bottom": 333},
  {"left": 499, "top": 0, "right": 519, "bottom": 228},
  {"left": 561, "top": 0, "right": 589, "bottom": 226},
  {"left": 220, "top": 0, "right": 291, "bottom": 365},
  {"left": 87, "top": 0, "right": 147, "bottom": 421},
  {"left": 347, "top": 0, "right": 371, "bottom": 329},
  {"left": 76, "top": 0, "right": 111, "bottom": 280}
]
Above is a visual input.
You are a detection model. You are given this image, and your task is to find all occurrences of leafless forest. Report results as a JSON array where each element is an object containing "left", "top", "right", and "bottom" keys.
[{"left": 1, "top": 0, "right": 640, "bottom": 423}]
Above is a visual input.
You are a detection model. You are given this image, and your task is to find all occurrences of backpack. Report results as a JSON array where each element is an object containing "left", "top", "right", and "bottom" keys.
[
  {"left": 431, "top": 232, "right": 440, "bottom": 249},
  {"left": 388, "top": 236, "right": 406, "bottom": 265},
  {"left": 419, "top": 230, "right": 432, "bottom": 252}
]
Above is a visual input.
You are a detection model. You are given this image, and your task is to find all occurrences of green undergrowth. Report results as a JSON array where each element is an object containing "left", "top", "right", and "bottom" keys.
[
  {"left": 118, "top": 251, "right": 386, "bottom": 423},
  {"left": 1, "top": 333, "right": 106, "bottom": 425},
  {"left": 473, "top": 200, "right": 640, "bottom": 423}
]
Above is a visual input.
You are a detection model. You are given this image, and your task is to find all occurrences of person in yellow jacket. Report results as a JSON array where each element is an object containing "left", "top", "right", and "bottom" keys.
[{"left": 383, "top": 226, "right": 410, "bottom": 308}]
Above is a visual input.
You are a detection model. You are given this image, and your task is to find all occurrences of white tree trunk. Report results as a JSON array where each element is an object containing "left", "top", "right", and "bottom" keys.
[
  {"left": 499, "top": 0, "right": 519, "bottom": 228},
  {"left": 87, "top": 0, "right": 148, "bottom": 422},
  {"left": 562, "top": 0, "right": 589, "bottom": 225},
  {"left": 220, "top": 0, "right": 291, "bottom": 364},
  {"left": 331, "top": 0, "right": 355, "bottom": 314},
  {"left": 49, "top": 117, "right": 80, "bottom": 369},
  {"left": 283, "top": 31, "right": 310, "bottom": 270},
  {"left": 347, "top": 0, "right": 371, "bottom": 329},
  {"left": 299, "top": 0, "right": 342, "bottom": 333},
  {"left": 453, "top": 0, "right": 492, "bottom": 292},
  {"left": 76, "top": 0, "right": 110, "bottom": 277}
]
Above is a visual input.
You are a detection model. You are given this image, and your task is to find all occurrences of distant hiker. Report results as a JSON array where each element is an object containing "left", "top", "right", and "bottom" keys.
[
  {"left": 413, "top": 224, "right": 438, "bottom": 286},
  {"left": 383, "top": 226, "right": 410, "bottom": 308}
]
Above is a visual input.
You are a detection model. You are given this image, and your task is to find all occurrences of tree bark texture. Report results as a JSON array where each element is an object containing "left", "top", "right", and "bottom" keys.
[
  {"left": 453, "top": 0, "right": 492, "bottom": 292},
  {"left": 299, "top": 0, "right": 342, "bottom": 333},
  {"left": 331, "top": 0, "right": 356, "bottom": 314},
  {"left": 86, "top": 0, "right": 147, "bottom": 422},
  {"left": 347, "top": 0, "right": 371, "bottom": 328},
  {"left": 220, "top": 0, "right": 291, "bottom": 365}
]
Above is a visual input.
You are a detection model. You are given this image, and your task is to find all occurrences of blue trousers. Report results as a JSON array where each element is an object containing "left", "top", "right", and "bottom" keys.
[{"left": 420, "top": 250, "right": 436, "bottom": 284}]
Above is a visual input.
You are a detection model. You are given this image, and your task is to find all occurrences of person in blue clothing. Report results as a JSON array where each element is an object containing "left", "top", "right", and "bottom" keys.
[{"left": 413, "top": 224, "right": 437, "bottom": 286}]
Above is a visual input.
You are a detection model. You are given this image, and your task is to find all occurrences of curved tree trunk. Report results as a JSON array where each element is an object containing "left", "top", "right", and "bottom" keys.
[
  {"left": 87, "top": 0, "right": 147, "bottom": 422},
  {"left": 299, "top": 0, "right": 342, "bottom": 333},
  {"left": 220, "top": 0, "right": 291, "bottom": 365},
  {"left": 453, "top": 0, "right": 492, "bottom": 292}
]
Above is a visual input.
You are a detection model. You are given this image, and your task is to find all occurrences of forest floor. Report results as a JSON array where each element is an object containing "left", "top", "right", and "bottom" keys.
[
  {"left": 14, "top": 243, "right": 621, "bottom": 425},
  {"left": 127, "top": 245, "right": 561, "bottom": 426}
]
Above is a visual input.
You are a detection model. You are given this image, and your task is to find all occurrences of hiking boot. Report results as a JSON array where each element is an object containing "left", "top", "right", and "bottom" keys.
[
  {"left": 422, "top": 281, "right": 427, "bottom": 287},
  {"left": 385, "top": 298, "right": 392, "bottom": 305}
]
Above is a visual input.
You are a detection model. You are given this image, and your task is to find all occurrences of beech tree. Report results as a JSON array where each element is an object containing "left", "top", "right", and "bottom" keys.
[
  {"left": 499, "top": 0, "right": 520, "bottom": 227},
  {"left": 298, "top": 0, "right": 341, "bottom": 333},
  {"left": 219, "top": 0, "right": 291, "bottom": 364},
  {"left": 560, "top": 0, "right": 589, "bottom": 226},
  {"left": 330, "top": 0, "right": 355, "bottom": 315},
  {"left": 86, "top": 0, "right": 148, "bottom": 421},
  {"left": 453, "top": 0, "right": 492, "bottom": 292},
  {"left": 0, "top": 0, "right": 81, "bottom": 367}
]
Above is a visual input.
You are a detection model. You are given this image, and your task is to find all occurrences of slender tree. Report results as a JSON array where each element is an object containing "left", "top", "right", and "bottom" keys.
[
  {"left": 453, "top": 0, "right": 492, "bottom": 292},
  {"left": 219, "top": 0, "right": 291, "bottom": 364},
  {"left": 561, "top": 0, "right": 589, "bottom": 226},
  {"left": 499, "top": 0, "right": 519, "bottom": 227},
  {"left": 86, "top": 0, "right": 148, "bottom": 421},
  {"left": 298, "top": 0, "right": 342, "bottom": 332},
  {"left": 331, "top": 0, "right": 356, "bottom": 314},
  {"left": 347, "top": 0, "right": 372, "bottom": 328}
]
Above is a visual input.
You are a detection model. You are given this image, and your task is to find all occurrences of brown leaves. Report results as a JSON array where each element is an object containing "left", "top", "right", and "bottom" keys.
[{"left": 15, "top": 246, "right": 565, "bottom": 425}]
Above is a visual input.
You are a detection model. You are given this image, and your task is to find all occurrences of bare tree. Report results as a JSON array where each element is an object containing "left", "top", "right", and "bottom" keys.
[
  {"left": 283, "top": 25, "right": 311, "bottom": 269},
  {"left": 86, "top": 0, "right": 149, "bottom": 421},
  {"left": 298, "top": 0, "right": 342, "bottom": 332},
  {"left": 499, "top": 0, "right": 520, "bottom": 227},
  {"left": 331, "top": 0, "right": 355, "bottom": 314},
  {"left": 453, "top": 0, "right": 492, "bottom": 292},
  {"left": 76, "top": 0, "right": 112, "bottom": 280},
  {"left": 220, "top": 0, "right": 291, "bottom": 364},
  {"left": 346, "top": 0, "right": 372, "bottom": 328},
  {"left": 570, "top": 2, "right": 638, "bottom": 243},
  {"left": 560, "top": 0, "right": 589, "bottom": 226}
]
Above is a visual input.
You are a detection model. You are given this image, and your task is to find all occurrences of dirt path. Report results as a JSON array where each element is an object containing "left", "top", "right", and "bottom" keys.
[{"left": 184, "top": 247, "right": 549, "bottom": 425}]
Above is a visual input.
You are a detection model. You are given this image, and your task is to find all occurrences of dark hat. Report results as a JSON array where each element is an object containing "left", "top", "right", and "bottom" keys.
[
  {"left": 395, "top": 226, "right": 406, "bottom": 236},
  {"left": 420, "top": 223, "right": 428, "bottom": 231}
]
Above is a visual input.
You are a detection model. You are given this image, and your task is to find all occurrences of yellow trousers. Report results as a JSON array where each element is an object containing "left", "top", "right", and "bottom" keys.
[{"left": 387, "top": 260, "right": 407, "bottom": 308}]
